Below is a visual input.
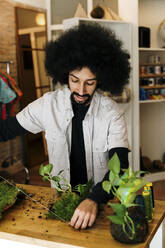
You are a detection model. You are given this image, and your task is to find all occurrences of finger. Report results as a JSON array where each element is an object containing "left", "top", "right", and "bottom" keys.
[
  {"left": 70, "top": 210, "right": 79, "bottom": 227},
  {"left": 74, "top": 215, "right": 84, "bottom": 229},
  {"left": 88, "top": 213, "right": 96, "bottom": 227},
  {"left": 81, "top": 213, "right": 90, "bottom": 229}
]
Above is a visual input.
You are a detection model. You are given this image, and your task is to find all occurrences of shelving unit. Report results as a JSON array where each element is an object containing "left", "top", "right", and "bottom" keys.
[{"left": 139, "top": 0, "right": 165, "bottom": 181}]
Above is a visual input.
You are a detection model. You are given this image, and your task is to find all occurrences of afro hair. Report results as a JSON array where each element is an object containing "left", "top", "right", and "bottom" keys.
[{"left": 45, "top": 23, "right": 130, "bottom": 94}]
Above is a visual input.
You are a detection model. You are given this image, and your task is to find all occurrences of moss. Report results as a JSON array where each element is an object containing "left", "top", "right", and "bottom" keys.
[
  {"left": 47, "top": 192, "right": 82, "bottom": 222},
  {"left": 39, "top": 164, "right": 94, "bottom": 222},
  {"left": 0, "top": 181, "right": 26, "bottom": 219}
]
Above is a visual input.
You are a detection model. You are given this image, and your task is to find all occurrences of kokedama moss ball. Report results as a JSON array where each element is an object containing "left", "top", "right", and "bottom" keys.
[{"left": 110, "top": 206, "right": 148, "bottom": 244}]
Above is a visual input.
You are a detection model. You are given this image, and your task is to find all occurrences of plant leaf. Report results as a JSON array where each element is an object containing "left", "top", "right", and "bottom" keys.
[
  {"left": 43, "top": 164, "right": 53, "bottom": 175},
  {"left": 116, "top": 186, "right": 132, "bottom": 204},
  {"left": 132, "top": 179, "right": 148, "bottom": 192},
  {"left": 107, "top": 215, "right": 124, "bottom": 225},
  {"left": 134, "top": 170, "right": 146, "bottom": 177},
  {"left": 58, "top": 170, "right": 64, "bottom": 176},
  {"left": 109, "top": 203, "right": 126, "bottom": 218},
  {"left": 39, "top": 164, "right": 45, "bottom": 176},
  {"left": 42, "top": 175, "right": 49, "bottom": 181},
  {"left": 109, "top": 171, "right": 115, "bottom": 182},
  {"left": 108, "top": 153, "right": 120, "bottom": 175},
  {"left": 126, "top": 203, "right": 137, "bottom": 208},
  {"left": 102, "top": 181, "right": 111, "bottom": 194},
  {"left": 52, "top": 176, "right": 60, "bottom": 182},
  {"left": 51, "top": 181, "right": 63, "bottom": 192},
  {"left": 124, "top": 192, "right": 137, "bottom": 206}
]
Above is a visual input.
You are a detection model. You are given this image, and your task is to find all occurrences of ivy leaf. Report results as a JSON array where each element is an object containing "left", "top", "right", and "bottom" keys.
[
  {"left": 116, "top": 186, "right": 132, "bottom": 204},
  {"left": 107, "top": 215, "right": 124, "bottom": 225},
  {"left": 58, "top": 170, "right": 64, "bottom": 176},
  {"left": 117, "top": 186, "right": 137, "bottom": 206},
  {"left": 121, "top": 168, "right": 129, "bottom": 181},
  {"left": 43, "top": 164, "right": 53, "bottom": 175},
  {"left": 52, "top": 176, "right": 60, "bottom": 182},
  {"left": 108, "top": 153, "right": 120, "bottom": 175},
  {"left": 51, "top": 181, "right": 63, "bottom": 192},
  {"left": 124, "top": 192, "right": 137, "bottom": 206},
  {"left": 42, "top": 175, "right": 49, "bottom": 181},
  {"left": 126, "top": 203, "right": 137, "bottom": 208},
  {"left": 134, "top": 170, "right": 147, "bottom": 177},
  {"left": 39, "top": 164, "right": 45, "bottom": 176},
  {"left": 102, "top": 180, "right": 111, "bottom": 194},
  {"left": 132, "top": 179, "right": 148, "bottom": 192},
  {"left": 109, "top": 171, "right": 115, "bottom": 182},
  {"left": 109, "top": 203, "right": 126, "bottom": 218},
  {"left": 109, "top": 171, "right": 121, "bottom": 186}
]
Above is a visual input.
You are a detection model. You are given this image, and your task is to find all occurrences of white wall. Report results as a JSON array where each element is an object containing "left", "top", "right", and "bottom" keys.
[
  {"left": 139, "top": 0, "right": 165, "bottom": 48},
  {"left": 118, "top": 0, "right": 139, "bottom": 170}
]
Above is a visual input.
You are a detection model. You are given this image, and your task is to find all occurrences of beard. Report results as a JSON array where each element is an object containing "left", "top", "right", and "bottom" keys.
[{"left": 71, "top": 91, "right": 91, "bottom": 105}]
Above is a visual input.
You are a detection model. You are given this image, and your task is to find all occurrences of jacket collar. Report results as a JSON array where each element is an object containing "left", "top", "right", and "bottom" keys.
[{"left": 87, "top": 90, "right": 100, "bottom": 117}]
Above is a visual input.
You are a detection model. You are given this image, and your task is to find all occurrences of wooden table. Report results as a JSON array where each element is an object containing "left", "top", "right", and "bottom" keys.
[{"left": 0, "top": 184, "right": 164, "bottom": 248}]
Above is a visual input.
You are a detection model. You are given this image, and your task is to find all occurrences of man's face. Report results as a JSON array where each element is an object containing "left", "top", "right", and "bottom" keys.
[{"left": 69, "top": 67, "right": 97, "bottom": 105}]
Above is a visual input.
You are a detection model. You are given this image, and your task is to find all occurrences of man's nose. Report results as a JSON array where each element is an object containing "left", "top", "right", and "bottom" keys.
[{"left": 79, "top": 82, "right": 86, "bottom": 95}]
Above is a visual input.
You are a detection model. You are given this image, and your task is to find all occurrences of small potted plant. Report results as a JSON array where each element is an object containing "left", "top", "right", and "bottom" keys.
[
  {"left": 39, "top": 164, "right": 93, "bottom": 221},
  {"left": 102, "top": 153, "right": 149, "bottom": 244}
]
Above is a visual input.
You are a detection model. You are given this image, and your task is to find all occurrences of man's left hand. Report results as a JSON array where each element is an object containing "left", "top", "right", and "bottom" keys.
[{"left": 69, "top": 198, "right": 98, "bottom": 229}]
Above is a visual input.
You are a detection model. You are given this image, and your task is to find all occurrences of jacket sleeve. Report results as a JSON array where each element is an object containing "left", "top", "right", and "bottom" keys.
[
  {"left": 0, "top": 116, "right": 27, "bottom": 142},
  {"left": 87, "top": 147, "right": 130, "bottom": 204}
]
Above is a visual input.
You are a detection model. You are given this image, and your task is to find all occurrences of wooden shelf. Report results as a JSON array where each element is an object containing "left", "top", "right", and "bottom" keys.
[
  {"left": 140, "top": 99, "right": 165, "bottom": 103},
  {"left": 63, "top": 17, "right": 129, "bottom": 25},
  {"left": 139, "top": 47, "right": 165, "bottom": 52},
  {"left": 140, "top": 73, "right": 165, "bottom": 78},
  {"left": 140, "top": 63, "right": 165, "bottom": 66},
  {"left": 140, "top": 85, "right": 165, "bottom": 89},
  {"left": 144, "top": 171, "right": 165, "bottom": 182}
]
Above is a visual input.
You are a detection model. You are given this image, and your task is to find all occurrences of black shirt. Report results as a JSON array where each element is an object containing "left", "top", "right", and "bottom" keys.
[{"left": 70, "top": 98, "right": 89, "bottom": 187}]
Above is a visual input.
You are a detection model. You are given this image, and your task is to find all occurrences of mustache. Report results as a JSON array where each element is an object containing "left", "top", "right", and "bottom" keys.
[{"left": 73, "top": 91, "right": 90, "bottom": 98}]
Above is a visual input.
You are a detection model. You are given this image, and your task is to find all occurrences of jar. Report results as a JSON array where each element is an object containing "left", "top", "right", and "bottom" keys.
[
  {"left": 154, "top": 66, "right": 161, "bottom": 74},
  {"left": 146, "top": 66, "right": 154, "bottom": 74}
]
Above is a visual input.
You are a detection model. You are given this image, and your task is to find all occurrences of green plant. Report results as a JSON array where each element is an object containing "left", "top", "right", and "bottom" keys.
[
  {"left": 102, "top": 153, "right": 148, "bottom": 240},
  {"left": 39, "top": 164, "right": 72, "bottom": 193},
  {"left": 39, "top": 164, "right": 93, "bottom": 221},
  {"left": 0, "top": 181, "right": 26, "bottom": 219}
]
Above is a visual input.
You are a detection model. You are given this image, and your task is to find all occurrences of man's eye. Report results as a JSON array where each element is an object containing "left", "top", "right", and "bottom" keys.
[
  {"left": 86, "top": 81, "right": 95, "bottom": 86},
  {"left": 71, "top": 79, "right": 79, "bottom": 83}
]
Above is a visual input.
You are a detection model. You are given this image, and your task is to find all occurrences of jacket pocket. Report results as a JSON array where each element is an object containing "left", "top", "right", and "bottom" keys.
[
  {"left": 93, "top": 141, "right": 109, "bottom": 168},
  {"left": 45, "top": 131, "right": 67, "bottom": 156}
]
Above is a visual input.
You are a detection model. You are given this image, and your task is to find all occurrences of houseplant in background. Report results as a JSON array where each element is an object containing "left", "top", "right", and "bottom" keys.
[
  {"left": 102, "top": 153, "right": 149, "bottom": 244},
  {"left": 39, "top": 164, "right": 93, "bottom": 221}
]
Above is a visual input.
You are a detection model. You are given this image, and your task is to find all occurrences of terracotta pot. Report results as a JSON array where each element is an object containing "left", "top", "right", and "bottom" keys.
[{"left": 110, "top": 206, "right": 148, "bottom": 244}]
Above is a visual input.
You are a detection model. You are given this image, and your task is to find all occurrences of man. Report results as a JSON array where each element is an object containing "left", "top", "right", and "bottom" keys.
[{"left": 0, "top": 23, "right": 130, "bottom": 229}]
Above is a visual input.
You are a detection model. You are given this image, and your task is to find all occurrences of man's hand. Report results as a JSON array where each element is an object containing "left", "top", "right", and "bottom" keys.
[{"left": 69, "top": 198, "right": 98, "bottom": 229}]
